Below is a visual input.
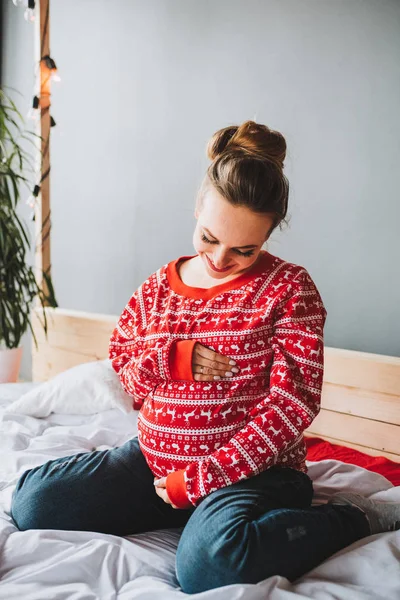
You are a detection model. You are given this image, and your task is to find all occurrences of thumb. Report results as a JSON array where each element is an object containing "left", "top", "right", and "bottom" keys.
[{"left": 154, "top": 476, "right": 166, "bottom": 487}]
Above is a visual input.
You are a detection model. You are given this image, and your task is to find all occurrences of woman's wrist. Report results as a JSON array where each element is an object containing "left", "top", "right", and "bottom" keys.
[
  {"left": 166, "top": 469, "right": 192, "bottom": 509},
  {"left": 168, "top": 340, "right": 197, "bottom": 381}
]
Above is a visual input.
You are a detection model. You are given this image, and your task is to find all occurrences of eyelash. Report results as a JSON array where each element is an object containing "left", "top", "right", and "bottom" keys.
[{"left": 201, "top": 233, "right": 255, "bottom": 257}]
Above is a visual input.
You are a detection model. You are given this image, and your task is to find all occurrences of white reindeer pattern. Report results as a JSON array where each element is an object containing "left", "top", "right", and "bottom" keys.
[
  {"left": 227, "top": 315, "right": 242, "bottom": 326},
  {"left": 196, "top": 316, "right": 208, "bottom": 326},
  {"left": 293, "top": 340, "right": 305, "bottom": 353},
  {"left": 309, "top": 347, "right": 320, "bottom": 359},
  {"left": 200, "top": 408, "right": 212, "bottom": 422},
  {"left": 229, "top": 453, "right": 240, "bottom": 466},
  {"left": 166, "top": 407, "right": 176, "bottom": 421},
  {"left": 221, "top": 406, "right": 233, "bottom": 420},
  {"left": 154, "top": 407, "right": 164, "bottom": 420},
  {"left": 183, "top": 408, "right": 197, "bottom": 424},
  {"left": 268, "top": 425, "right": 282, "bottom": 436}
]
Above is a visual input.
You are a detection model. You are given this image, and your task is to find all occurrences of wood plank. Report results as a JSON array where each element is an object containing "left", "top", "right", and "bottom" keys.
[
  {"left": 307, "top": 408, "right": 400, "bottom": 456},
  {"left": 33, "top": 328, "right": 113, "bottom": 358},
  {"left": 321, "top": 382, "right": 400, "bottom": 426},
  {"left": 32, "top": 343, "right": 103, "bottom": 381},
  {"left": 32, "top": 307, "right": 117, "bottom": 328},
  {"left": 304, "top": 434, "right": 400, "bottom": 463},
  {"left": 31, "top": 308, "right": 117, "bottom": 381},
  {"left": 32, "top": 308, "right": 116, "bottom": 354},
  {"left": 324, "top": 347, "right": 400, "bottom": 397}
]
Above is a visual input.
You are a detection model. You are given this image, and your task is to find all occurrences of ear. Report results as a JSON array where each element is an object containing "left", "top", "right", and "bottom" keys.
[{"left": 194, "top": 207, "right": 200, "bottom": 219}]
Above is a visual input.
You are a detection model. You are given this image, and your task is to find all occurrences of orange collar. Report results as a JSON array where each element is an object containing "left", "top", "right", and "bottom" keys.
[{"left": 166, "top": 250, "right": 275, "bottom": 300}]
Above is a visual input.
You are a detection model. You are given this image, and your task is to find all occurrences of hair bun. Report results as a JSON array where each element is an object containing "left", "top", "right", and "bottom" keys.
[
  {"left": 207, "top": 120, "right": 286, "bottom": 170},
  {"left": 206, "top": 126, "right": 239, "bottom": 161}
]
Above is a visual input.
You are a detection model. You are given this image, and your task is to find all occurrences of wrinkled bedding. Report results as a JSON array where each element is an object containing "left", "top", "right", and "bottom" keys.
[{"left": 1, "top": 383, "right": 399, "bottom": 600}]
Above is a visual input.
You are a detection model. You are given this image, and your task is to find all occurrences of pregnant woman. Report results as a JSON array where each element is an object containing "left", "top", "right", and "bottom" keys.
[{"left": 11, "top": 121, "right": 400, "bottom": 594}]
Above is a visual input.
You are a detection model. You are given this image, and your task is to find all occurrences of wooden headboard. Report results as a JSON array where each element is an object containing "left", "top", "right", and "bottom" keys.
[{"left": 31, "top": 307, "right": 400, "bottom": 462}]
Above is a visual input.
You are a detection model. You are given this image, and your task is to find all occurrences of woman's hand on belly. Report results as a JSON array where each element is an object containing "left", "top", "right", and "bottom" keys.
[
  {"left": 192, "top": 343, "right": 240, "bottom": 381},
  {"left": 154, "top": 476, "right": 179, "bottom": 508}
]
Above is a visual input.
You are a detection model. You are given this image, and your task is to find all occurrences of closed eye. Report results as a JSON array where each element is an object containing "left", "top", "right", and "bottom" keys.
[{"left": 201, "top": 233, "right": 255, "bottom": 257}]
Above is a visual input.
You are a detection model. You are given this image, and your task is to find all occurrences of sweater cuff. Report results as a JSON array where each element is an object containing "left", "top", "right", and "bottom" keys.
[
  {"left": 166, "top": 469, "right": 192, "bottom": 509},
  {"left": 168, "top": 340, "right": 197, "bottom": 381}
]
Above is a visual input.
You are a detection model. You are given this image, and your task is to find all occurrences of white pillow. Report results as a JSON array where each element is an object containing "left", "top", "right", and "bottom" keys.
[{"left": 4, "top": 359, "right": 134, "bottom": 417}]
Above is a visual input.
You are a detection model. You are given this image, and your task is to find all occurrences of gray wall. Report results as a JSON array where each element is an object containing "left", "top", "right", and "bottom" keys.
[{"left": 2, "top": 0, "right": 400, "bottom": 381}]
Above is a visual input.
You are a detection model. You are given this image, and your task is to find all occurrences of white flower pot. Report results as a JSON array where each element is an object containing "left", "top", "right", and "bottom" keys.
[{"left": 0, "top": 347, "right": 23, "bottom": 383}]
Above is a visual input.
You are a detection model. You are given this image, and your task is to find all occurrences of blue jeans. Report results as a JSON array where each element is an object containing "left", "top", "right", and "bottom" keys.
[{"left": 11, "top": 437, "right": 370, "bottom": 594}]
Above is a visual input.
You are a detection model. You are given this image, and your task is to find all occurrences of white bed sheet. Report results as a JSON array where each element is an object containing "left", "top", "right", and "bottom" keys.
[{"left": 0, "top": 383, "right": 399, "bottom": 600}]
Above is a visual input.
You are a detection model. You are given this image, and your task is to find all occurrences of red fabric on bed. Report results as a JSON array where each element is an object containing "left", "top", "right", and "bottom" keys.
[{"left": 305, "top": 437, "right": 400, "bottom": 486}]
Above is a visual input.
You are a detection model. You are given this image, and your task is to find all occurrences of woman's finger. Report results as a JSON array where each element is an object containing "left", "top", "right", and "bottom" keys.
[
  {"left": 194, "top": 354, "right": 240, "bottom": 375},
  {"left": 154, "top": 476, "right": 166, "bottom": 488},
  {"left": 155, "top": 483, "right": 179, "bottom": 508},
  {"left": 195, "top": 344, "right": 237, "bottom": 368},
  {"left": 192, "top": 344, "right": 239, "bottom": 379},
  {"left": 193, "top": 363, "right": 236, "bottom": 378},
  {"left": 194, "top": 373, "right": 232, "bottom": 382},
  {"left": 155, "top": 485, "right": 167, "bottom": 501}
]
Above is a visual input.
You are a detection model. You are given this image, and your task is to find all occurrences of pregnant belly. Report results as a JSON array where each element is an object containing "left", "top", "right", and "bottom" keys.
[{"left": 136, "top": 377, "right": 267, "bottom": 476}]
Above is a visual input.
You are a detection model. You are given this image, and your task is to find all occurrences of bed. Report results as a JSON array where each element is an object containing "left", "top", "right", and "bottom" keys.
[
  {"left": 0, "top": 307, "right": 399, "bottom": 599},
  {"left": 2, "top": 2, "right": 398, "bottom": 595}
]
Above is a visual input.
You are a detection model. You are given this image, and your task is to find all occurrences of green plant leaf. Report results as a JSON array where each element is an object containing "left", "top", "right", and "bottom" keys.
[{"left": 0, "top": 85, "right": 58, "bottom": 349}]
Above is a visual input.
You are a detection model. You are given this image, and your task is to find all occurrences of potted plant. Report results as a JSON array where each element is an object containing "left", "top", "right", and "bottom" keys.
[{"left": 0, "top": 88, "right": 58, "bottom": 382}]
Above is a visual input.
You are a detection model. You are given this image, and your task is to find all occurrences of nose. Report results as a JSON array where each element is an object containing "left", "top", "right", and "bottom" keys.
[{"left": 212, "top": 249, "right": 231, "bottom": 268}]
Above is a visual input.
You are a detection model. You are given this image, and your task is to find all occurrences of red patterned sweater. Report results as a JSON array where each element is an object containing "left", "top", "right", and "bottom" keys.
[{"left": 109, "top": 251, "right": 327, "bottom": 509}]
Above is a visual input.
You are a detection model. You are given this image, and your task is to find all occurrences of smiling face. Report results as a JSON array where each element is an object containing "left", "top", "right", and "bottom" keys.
[{"left": 193, "top": 186, "right": 275, "bottom": 280}]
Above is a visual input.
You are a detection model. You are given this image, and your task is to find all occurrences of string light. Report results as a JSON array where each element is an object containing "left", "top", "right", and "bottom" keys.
[
  {"left": 26, "top": 184, "right": 40, "bottom": 209},
  {"left": 12, "top": 1, "right": 57, "bottom": 239},
  {"left": 12, "top": 0, "right": 35, "bottom": 21},
  {"left": 24, "top": 0, "right": 36, "bottom": 23},
  {"left": 27, "top": 95, "right": 40, "bottom": 120}
]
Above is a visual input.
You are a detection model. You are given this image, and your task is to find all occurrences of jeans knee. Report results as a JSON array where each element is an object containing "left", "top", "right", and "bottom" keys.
[
  {"left": 176, "top": 516, "right": 252, "bottom": 594},
  {"left": 11, "top": 471, "right": 52, "bottom": 531},
  {"left": 11, "top": 485, "right": 35, "bottom": 531}
]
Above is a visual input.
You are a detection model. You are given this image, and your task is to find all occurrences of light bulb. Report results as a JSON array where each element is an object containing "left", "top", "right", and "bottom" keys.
[
  {"left": 27, "top": 106, "right": 40, "bottom": 121},
  {"left": 26, "top": 195, "right": 36, "bottom": 209},
  {"left": 24, "top": 7, "right": 35, "bottom": 22},
  {"left": 26, "top": 185, "right": 40, "bottom": 208}
]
